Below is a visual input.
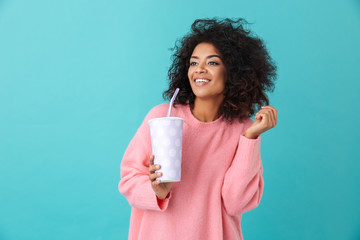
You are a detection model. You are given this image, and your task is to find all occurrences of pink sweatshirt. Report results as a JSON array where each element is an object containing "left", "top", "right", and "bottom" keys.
[{"left": 118, "top": 103, "right": 264, "bottom": 240}]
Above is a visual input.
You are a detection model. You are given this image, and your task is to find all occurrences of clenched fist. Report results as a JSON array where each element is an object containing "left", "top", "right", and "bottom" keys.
[{"left": 244, "top": 106, "right": 277, "bottom": 139}]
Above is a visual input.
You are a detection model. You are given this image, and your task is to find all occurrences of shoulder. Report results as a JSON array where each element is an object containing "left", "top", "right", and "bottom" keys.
[
  {"left": 150, "top": 103, "right": 169, "bottom": 114},
  {"left": 145, "top": 103, "right": 169, "bottom": 119},
  {"left": 232, "top": 116, "right": 254, "bottom": 126},
  {"left": 244, "top": 117, "right": 254, "bottom": 127},
  {"left": 148, "top": 103, "right": 186, "bottom": 117},
  {"left": 146, "top": 102, "right": 188, "bottom": 119},
  {"left": 229, "top": 117, "right": 254, "bottom": 132}
]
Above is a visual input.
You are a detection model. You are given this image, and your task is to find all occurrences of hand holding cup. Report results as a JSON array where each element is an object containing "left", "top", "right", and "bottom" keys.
[{"left": 149, "top": 155, "right": 174, "bottom": 200}]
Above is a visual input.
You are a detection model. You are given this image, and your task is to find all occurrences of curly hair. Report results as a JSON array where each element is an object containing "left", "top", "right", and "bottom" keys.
[{"left": 163, "top": 17, "right": 277, "bottom": 123}]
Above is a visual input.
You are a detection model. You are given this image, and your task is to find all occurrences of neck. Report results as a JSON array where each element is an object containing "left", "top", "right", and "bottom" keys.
[{"left": 191, "top": 97, "right": 224, "bottom": 122}]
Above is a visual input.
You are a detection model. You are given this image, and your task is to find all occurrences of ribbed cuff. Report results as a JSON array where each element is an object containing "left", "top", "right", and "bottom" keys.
[
  {"left": 237, "top": 134, "right": 262, "bottom": 170},
  {"left": 156, "top": 192, "right": 172, "bottom": 211},
  {"left": 135, "top": 179, "right": 172, "bottom": 211}
]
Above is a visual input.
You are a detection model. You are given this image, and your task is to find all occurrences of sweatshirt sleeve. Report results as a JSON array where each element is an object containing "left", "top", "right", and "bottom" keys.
[
  {"left": 221, "top": 120, "right": 264, "bottom": 216},
  {"left": 118, "top": 106, "right": 172, "bottom": 211}
]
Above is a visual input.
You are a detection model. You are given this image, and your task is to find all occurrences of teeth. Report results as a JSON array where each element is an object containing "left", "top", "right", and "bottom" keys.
[{"left": 195, "top": 79, "right": 210, "bottom": 83}]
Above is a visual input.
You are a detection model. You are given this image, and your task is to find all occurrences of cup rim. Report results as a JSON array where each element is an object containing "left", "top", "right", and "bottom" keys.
[{"left": 148, "top": 117, "right": 184, "bottom": 123}]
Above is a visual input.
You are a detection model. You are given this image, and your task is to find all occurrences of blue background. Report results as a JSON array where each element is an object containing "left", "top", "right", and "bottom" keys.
[{"left": 1, "top": 0, "right": 359, "bottom": 239}]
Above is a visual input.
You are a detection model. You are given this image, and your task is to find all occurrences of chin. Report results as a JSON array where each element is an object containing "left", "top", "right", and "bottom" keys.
[
  {"left": 192, "top": 90, "right": 209, "bottom": 98},
  {"left": 193, "top": 93, "right": 216, "bottom": 100}
]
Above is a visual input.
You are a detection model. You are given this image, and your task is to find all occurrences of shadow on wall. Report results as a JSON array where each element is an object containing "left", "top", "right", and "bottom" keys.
[
  {"left": 356, "top": 0, "right": 360, "bottom": 12},
  {"left": 352, "top": 226, "right": 360, "bottom": 240},
  {"left": 350, "top": 0, "right": 360, "bottom": 236},
  {"left": 0, "top": 0, "right": 3, "bottom": 13},
  {"left": 0, "top": 1, "right": 10, "bottom": 17}
]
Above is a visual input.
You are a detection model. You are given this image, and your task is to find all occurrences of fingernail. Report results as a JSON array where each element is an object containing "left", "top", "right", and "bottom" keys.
[
  {"left": 156, "top": 165, "right": 160, "bottom": 169},
  {"left": 157, "top": 173, "right": 161, "bottom": 176}
]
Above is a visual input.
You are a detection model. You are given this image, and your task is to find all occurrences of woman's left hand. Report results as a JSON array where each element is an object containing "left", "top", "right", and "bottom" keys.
[{"left": 244, "top": 106, "right": 277, "bottom": 139}]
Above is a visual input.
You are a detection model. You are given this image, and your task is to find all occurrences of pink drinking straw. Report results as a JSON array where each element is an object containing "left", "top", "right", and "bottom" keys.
[{"left": 167, "top": 88, "right": 180, "bottom": 117}]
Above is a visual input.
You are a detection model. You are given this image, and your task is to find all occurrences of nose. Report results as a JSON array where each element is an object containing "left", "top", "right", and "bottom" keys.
[{"left": 195, "top": 62, "right": 207, "bottom": 73}]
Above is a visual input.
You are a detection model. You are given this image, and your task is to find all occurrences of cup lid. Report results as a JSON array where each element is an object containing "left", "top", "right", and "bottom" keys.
[{"left": 148, "top": 117, "right": 184, "bottom": 123}]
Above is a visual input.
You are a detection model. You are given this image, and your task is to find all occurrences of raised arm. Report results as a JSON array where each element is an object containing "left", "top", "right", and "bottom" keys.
[
  {"left": 222, "top": 106, "right": 277, "bottom": 216},
  {"left": 221, "top": 133, "right": 264, "bottom": 216}
]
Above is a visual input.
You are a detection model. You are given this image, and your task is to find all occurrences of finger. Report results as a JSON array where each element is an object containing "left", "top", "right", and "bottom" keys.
[
  {"left": 256, "top": 112, "right": 265, "bottom": 122},
  {"left": 149, "top": 155, "right": 155, "bottom": 173},
  {"left": 255, "top": 109, "right": 264, "bottom": 119},
  {"left": 152, "top": 179, "right": 161, "bottom": 186},
  {"left": 261, "top": 106, "right": 276, "bottom": 126},
  {"left": 263, "top": 106, "right": 277, "bottom": 124},
  {"left": 262, "top": 106, "right": 277, "bottom": 117},
  {"left": 149, "top": 154, "right": 154, "bottom": 166},
  {"left": 149, "top": 155, "right": 157, "bottom": 171},
  {"left": 266, "top": 107, "right": 277, "bottom": 126},
  {"left": 149, "top": 172, "right": 162, "bottom": 181},
  {"left": 263, "top": 108, "right": 275, "bottom": 126},
  {"left": 255, "top": 112, "right": 264, "bottom": 120},
  {"left": 258, "top": 110, "right": 273, "bottom": 127},
  {"left": 269, "top": 111, "right": 276, "bottom": 127},
  {"left": 149, "top": 164, "right": 161, "bottom": 174},
  {"left": 274, "top": 108, "right": 277, "bottom": 125},
  {"left": 256, "top": 108, "right": 268, "bottom": 120},
  {"left": 271, "top": 108, "right": 277, "bottom": 126}
]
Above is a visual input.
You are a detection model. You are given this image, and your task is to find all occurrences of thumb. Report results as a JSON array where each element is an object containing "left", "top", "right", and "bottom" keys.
[
  {"left": 149, "top": 154, "right": 154, "bottom": 166},
  {"left": 255, "top": 113, "right": 263, "bottom": 120}
]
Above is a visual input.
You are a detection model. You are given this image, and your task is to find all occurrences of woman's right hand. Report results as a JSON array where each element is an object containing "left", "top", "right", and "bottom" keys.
[{"left": 149, "top": 154, "right": 174, "bottom": 200}]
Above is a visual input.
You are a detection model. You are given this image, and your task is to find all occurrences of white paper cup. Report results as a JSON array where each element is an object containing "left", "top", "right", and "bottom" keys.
[{"left": 148, "top": 117, "right": 184, "bottom": 182}]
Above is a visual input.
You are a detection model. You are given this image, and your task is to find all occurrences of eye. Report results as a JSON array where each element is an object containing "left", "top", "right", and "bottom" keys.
[
  {"left": 190, "top": 62, "right": 198, "bottom": 66},
  {"left": 208, "top": 61, "right": 219, "bottom": 66}
]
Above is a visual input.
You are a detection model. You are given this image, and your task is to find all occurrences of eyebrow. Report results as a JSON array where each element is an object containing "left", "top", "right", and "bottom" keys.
[{"left": 190, "top": 55, "right": 222, "bottom": 60}]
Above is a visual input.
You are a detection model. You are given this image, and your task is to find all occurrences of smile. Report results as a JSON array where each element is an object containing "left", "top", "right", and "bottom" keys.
[
  {"left": 195, "top": 79, "right": 211, "bottom": 83},
  {"left": 194, "top": 78, "right": 211, "bottom": 86}
]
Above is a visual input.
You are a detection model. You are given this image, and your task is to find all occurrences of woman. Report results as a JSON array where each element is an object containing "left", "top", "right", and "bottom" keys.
[{"left": 119, "top": 18, "right": 277, "bottom": 240}]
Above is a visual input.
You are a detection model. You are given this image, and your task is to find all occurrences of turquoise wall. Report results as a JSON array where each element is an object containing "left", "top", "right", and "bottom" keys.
[{"left": 1, "top": 0, "right": 359, "bottom": 239}]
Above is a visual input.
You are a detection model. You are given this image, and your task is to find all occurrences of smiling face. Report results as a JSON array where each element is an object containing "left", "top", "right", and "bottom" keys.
[{"left": 188, "top": 42, "right": 227, "bottom": 102}]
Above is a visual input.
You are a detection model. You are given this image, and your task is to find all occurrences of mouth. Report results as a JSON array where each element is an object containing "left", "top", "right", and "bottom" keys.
[{"left": 194, "top": 78, "right": 211, "bottom": 87}]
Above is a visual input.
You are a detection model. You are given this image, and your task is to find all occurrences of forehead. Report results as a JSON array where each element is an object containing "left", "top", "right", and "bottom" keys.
[{"left": 191, "top": 42, "right": 221, "bottom": 56}]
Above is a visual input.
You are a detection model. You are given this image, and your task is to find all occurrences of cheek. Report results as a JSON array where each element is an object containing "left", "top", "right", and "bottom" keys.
[
  {"left": 215, "top": 70, "right": 226, "bottom": 82},
  {"left": 220, "top": 69, "right": 227, "bottom": 83},
  {"left": 187, "top": 69, "right": 192, "bottom": 82}
]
